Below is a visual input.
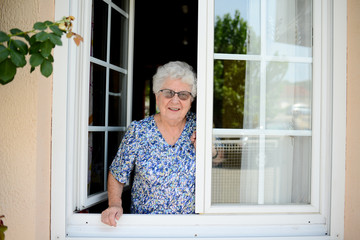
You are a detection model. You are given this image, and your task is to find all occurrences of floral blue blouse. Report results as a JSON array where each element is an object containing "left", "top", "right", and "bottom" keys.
[{"left": 109, "top": 112, "right": 196, "bottom": 214}]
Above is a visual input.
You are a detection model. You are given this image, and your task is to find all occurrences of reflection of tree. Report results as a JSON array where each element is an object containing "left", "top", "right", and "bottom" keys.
[
  {"left": 213, "top": 11, "right": 289, "bottom": 129},
  {"left": 214, "top": 11, "right": 248, "bottom": 54},
  {"left": 213, "top": 11, "right": 252, "bottom": 128}
]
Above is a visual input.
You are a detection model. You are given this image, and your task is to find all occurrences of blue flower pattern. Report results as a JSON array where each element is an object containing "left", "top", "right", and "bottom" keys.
[{"left": 110, "top": 112, "right": 196, "bottom": 214}]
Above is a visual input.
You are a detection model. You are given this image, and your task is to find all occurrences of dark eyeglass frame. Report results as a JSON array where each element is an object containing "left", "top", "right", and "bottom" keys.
[{"left": 158, "top": 89, "right": 193, "bottom": 100}]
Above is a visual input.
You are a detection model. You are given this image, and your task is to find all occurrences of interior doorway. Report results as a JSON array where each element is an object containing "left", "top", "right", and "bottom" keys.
[{"left": 132, "top": 0, "right": 198, "bottom": 121}]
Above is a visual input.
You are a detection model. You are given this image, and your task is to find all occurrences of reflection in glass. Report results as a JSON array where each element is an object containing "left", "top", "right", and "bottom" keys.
[
  {"left": 89, "top": 63, "right": 106, "bottom": 126},
  {"left": 213, "top": 60, "right": 260, "bottom": 129},
  {"left": 88, "top": 132, "right": 105, "bottom": 196},
  {"left": 212, "top": 136, "right": 259, "bottom": 204},
  {"left": 91, "top": 0, "right": 108, "bottom": 60},
  {"left": 266, "top": 62, "right": 312, "bottom": 130},
  {"left": 109, "top": 70, "right": 126, "bottom": 126},
  {"left": 264, "top": 136, "right": 311, "bottom": 204},
  {"left": 112, "top": 0, "right": 129, "bottom": 12},
  {"left": 211, "top": 136, "right": 311, "bottom": 205},
  {"left": 214, "top": 0, "right": 260, "bottom": 54},
  {"left": 266, "top": 0, "right": 312, "bottom": 57},
  {"left": 110, "top": 8, "right": 128, "bottom": 68},
  {"left": 107, "top": 131, "right": 125, "bottom": 170}
]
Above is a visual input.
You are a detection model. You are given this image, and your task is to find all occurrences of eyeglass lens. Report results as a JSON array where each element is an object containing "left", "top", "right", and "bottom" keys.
[{"left": 160, "top": 89, "right": 192, "bottom": 100}]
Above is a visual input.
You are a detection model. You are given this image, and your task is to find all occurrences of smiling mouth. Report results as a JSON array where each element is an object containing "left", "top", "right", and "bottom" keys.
[{"left": 169, "top": 107, "right": 180, "bottom": 111}]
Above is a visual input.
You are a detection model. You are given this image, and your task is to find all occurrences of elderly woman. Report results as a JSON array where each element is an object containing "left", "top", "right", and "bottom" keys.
[{"left": 101, "top": 61, "right": 197, "bottom": 226}]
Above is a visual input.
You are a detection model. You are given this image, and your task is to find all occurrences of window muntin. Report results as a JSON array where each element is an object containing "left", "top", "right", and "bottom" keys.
[{"left": 210, "top": 0, "right": 313, "bottom": 209}]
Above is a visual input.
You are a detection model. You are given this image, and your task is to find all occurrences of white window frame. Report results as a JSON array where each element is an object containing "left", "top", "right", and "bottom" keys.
[{"left": 51, "top": 0, "right": 346, "bottom": 239}]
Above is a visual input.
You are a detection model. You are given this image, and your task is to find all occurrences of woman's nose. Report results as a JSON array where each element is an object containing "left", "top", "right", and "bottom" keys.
[{"left": 170, "top": 94, "right": 181, "bottom": 103}]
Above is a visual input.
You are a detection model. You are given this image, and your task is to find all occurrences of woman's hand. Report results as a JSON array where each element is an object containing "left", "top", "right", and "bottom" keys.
[
  {"left": 191, "top": 131, "right": 196, "bottom": 149},
  {"left": 101, "top": 205, "right": 123, "bottom": 227},
  {"left": 102, "top": 173, "right": 124, "bottom": 226}
]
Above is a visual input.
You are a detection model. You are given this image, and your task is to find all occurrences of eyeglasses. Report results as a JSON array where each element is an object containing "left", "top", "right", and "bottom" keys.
[{"left": 158, "top": 89, "right": 193, "bottom": 100}]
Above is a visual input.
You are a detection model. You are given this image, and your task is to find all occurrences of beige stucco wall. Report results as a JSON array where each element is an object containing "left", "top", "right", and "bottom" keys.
[
  {"left": 0, "top": 0, "right": 53, "bottom": 240},
  {"left": 345, "top": 0, "right": 360, "bottom": 239}
]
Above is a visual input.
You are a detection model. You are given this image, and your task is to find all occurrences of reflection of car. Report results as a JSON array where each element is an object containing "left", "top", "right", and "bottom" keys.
[{"left": 291, "top": 103, "right": 311, "bottom": 116}]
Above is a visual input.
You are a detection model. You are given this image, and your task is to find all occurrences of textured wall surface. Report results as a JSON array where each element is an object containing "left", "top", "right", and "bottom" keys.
[
  {"left": 345, "top": 0, "right": 360, "bottom": 239},
  {"left": 0, "top": 0, "right": 53, "bottom": 239}
]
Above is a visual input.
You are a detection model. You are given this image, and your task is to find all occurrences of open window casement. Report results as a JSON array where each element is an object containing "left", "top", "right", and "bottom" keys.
[{"left": 71, "top": 0, "right": 133, "bottom": 211}]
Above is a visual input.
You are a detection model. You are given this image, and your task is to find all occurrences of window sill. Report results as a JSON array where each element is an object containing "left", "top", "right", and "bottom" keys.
[{"left": 67, "top": 213, "right": 328, "bottom": 239}]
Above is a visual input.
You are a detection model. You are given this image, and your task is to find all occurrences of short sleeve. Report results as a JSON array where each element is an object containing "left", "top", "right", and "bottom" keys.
[{"left": 109, "top": 121, "right": 139, "bottom": 184}]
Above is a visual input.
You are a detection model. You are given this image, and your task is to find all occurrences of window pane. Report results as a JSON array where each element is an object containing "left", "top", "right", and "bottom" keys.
[
  {"left": 89, "top": 63, "right": 106, "bottom": 126},
  {"left": 110, "top": 8, "right": 128, "bottom": 68},
  {"left": 88, "top": 132, "right": 105, "bottom": 196},
  {"left": 212, "top": 136, "right": 259, "bottom": 204},
  {"left": 112, "top": 0, "right": 129, "bottom": 12},
  {"left": 266, "top": 62, "right": 312, "bottom": 130},
  {"left": 107, "top": 131, "right": 126, "bottom": 170},
  {"left": 108, "top": 70, "right": 126, "bottom": 126},
  {"left": 211, "top": 136, "right": 311, "bottom": 205},
  {"left": 266, "top": 0, "right": 312, "bottom": 57},
  {"left": 213, "top": 60, "right": 260, "bottom": 129},
  {"left": 91, "top": 0, "right": 108, "bottom": 61},
  {"left": 264, "top": 136, "right": 311, "bottom": 204},
  {"left": 214, "top": 0, "right": 260, "bottom": 54}
]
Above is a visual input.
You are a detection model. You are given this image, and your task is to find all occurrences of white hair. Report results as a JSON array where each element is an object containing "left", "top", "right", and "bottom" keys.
[{"left": 152, "top": 61, "right": 197, "bottom": 97}]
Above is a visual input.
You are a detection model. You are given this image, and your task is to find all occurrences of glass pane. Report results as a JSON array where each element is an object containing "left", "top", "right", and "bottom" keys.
[
  {"left": 89, "top": 63, "right": 106, "bottom": 126},
  {"left": 212, "top": 136, "right": 259, "bottom": 204},
  {"left": 264, "top": 136, "right": 311, "bottom": 204},
  {"left": 266, "top": 62, "right": 312, "bottom": 130},
  {"left": 91, "top": 0, "right": 108, "bottom": 61},
  {"left": 112, "top": 0, "right": 129, "bottom": 12},
  {"left": 266, "top": 0, "right": 312, "bottom": 57},
  {"left": 88, "top": 132, "right": 105, "bottom": 196},
  {"left": 213, "top": 60, "right": 260, "bottom": 129},
  {"left": 107, "top": 131, "right": 126, "bottom": 170},
  {"left": 109, "top": 70, "right": 126, "bottom": 126},
  {"left": 110, "top": 8, "right": 128, "bottom": 68},
  {"left": 214, "top": 0, "right": 261, "bottom": 54},
  {"left": 211, "top": 135, "right": 311, "bottom": 205}
]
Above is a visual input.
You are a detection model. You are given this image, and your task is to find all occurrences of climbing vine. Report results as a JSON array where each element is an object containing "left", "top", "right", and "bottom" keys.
[{"left": 0, "top": 16, "right": 83, "bottom": 85}]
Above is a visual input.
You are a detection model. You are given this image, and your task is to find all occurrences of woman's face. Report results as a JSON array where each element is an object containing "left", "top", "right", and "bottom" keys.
[{"left": 156, "top": 78, "right": 193, "bottom": 123}]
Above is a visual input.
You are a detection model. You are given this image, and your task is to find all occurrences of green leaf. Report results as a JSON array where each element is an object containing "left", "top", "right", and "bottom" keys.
[
  {"left": 30, "top": 66, "right": 35, "bottom": 73},
  {"left": 48, "top": 33, "right": 62, "bottom": 46},
  {"left": 10, "top": 28, "right": 30, "bottom": 41},
  {"left": 33, "top": 22, "right": 47, "bottom": 30},
  {"left": 44, "top": 21, "right": 53, "bottom": 26},
  {"left": 0, "top": 225, "right": 7, "bottom": 232},
  {"left": 35, "top": 31, "right": 49, "bottom": 42},
  {"left": 0, "top": 45, "right": 9, "bottom": 62},
  {"left": 50, "top": 25, "right": 64, "bottom": 36},
  {"left": 13, "top": 40, "right": 28, "bottom": 54},
  {"left": 30, "top": 53, "right": 44, "bottom": 67},
  {"left": 10, "top": 28, "right": 22, "bottom": 35},
  {"left": 9, "top": 49, "right": 26, "bottom": 67},
  {"left": 40, "top": 59, "right": 53, "bottom": 77},
  {"left": 0, "top": 31, "right": 10, "bottom": 42},
  {"left": 29, "top": 42, "right": 41, "bottom": 54},
  {"left": 40, "top": 40, "right": 55, "bottom": 58},
  {"left": 0, "top": 58, "right": 17, "bottom": 83},
  {"left": 47, "top": 54, "right": 54, "bottom": 62},
  {"left": 29, "top": 35, "right": 37, "bottom": 45}
]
